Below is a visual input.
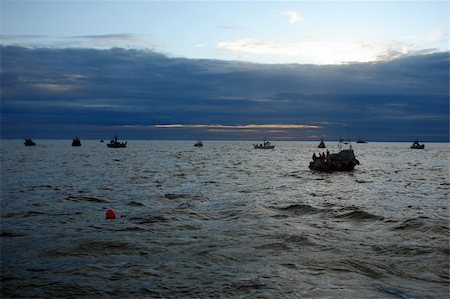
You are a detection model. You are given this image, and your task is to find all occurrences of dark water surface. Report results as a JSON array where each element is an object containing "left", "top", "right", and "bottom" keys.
[{"left": 1, "top": 140, "right": 449, "bottom": 298}]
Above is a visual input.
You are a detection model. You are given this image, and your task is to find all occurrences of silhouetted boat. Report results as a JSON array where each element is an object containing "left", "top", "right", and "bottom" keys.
[
  {"left": 72, "top": 137, "right": 81, "bottom": 146},
  {"left": 309, "top": 139, "right": 360, "bottom": 172},
  {"left": 100, "top": 139, "right": 104, "bottom": 143},
  {"left": 107, "top": 136, "right": 127, "bottom": 148},
  {"left": 356, "top": 139, "right": 367, "bottom": 143},
  {"left": 410, "top": 141, "right": 425, "bottom": 149},
  {"left": 254, "top": 139, "right": 275, "bottom": 149},
  {"left": 24, "top": 139, "right": 36, "bottom": 146},
  {"left": 194, "top": 140, "right": 203, "bottom": 147},
  {"left": 317, "top": 138, "right": 326, "bottom": 148}
]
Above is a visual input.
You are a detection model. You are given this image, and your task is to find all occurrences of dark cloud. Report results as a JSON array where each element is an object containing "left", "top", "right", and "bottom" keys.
[{"left": 1, "top": 46, "right": 448, "bottom": 141}]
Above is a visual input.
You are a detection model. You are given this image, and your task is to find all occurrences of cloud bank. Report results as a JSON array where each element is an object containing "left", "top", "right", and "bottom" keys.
[
  {"left": 0, "top": 33, "right": 157, "bottom": 50},
  {"left": 153, "top": 124, "right": 321, "bottom": 129},
  {"left": 1, "top": 46, "right": 448, "bottom": 141}
]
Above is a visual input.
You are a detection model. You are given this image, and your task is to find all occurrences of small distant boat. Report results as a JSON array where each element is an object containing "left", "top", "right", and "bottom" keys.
[
  {"left": 356, "top": 139, "right": 367, "bottom": 144},
  {"left": 317, "top": 138, "right": 326, "bottom": 148},
  {"left": 254, "top": 139, "right": 275, "bottom": 149},
  {"left": 72, "top": 137, "right": 81, "bottom": 146},
  {"left": 107, "top": 136, "right": 127, "bottom": 148},
  {"left": 24, "top": 139, "right": 36, "bottom": 146},
  {"left": 100, "top": 139, "right": 104, "bottom": 143},
  {"left": 194, "top": 140, "right": 203, "bottom": 147},
  {"left": 309, "top": 140, "right": 360, "bottom": 172},
  {"left": 410, "top": 140, "right": 425, "bottom": 149}
]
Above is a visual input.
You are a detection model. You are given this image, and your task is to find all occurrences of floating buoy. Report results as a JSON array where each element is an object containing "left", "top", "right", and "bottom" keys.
[{"left": 105, "top": 209, "right": 116, "bottom": 219}]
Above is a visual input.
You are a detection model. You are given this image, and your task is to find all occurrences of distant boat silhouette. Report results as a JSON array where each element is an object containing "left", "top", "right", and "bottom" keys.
[
  {"left": 254, "top": 138, "right": 275, "bottom": 149},
  {"left": 410, "top": 140, "right": 425, "bottom": 149},
  {"left": 107, "top": 136, "right": 127, "bottom": 148},
  {"left": 317, "top": 138, "right": 326, "bottom": 148},
  {"left": 72, "top": 137, "right": 81, "bottom": 146},
  {"left": 100, "top": 139, "right": 104, "bottom": 143},
  {"left": 194, "top": 140, "right": 203, "bottom": 147},
  {"left": 24, "top": 139, "right": 36, "bottom": 146},
  {"left": 356, "top": 139, "right": 366, "bottom": 143}
]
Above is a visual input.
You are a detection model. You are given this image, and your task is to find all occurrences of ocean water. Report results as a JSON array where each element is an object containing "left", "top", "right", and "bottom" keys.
[{"left": 1, "top": 140, "right": 449, "bottom": 298}]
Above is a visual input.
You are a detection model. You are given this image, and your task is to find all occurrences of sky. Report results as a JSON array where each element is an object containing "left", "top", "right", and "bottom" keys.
[
  {"left": 0, "top": 1, "right": 449, "bottom": 141},
  {"left": 1, "top": 1, "right": 448, "bottom": 64}
]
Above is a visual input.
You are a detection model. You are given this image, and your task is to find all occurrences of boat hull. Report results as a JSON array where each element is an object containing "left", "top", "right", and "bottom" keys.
[
  {"left": 309, "top": 160, "right": 358, "bottom": 172},
  {"left": 107, "top": 144, "right": 126, "bottom": 148}
]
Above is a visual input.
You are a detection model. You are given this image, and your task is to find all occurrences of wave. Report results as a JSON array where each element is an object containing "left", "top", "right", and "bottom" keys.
[
  {"left": 43, "top": 240, "right": 147, "bottom": 257},
  {"left": 391, "top": 217, "right": 449, "bottom": 236},
  {"left": 28, "top": 184, "right": 59, "bottom": 190},
  {"left": 281, "top": 234, "right": 316, "bottom": 247},
  {"left": 65, "top": 195, "right": 109, "bottom": 203},
  {"left": 371, "top": 244, "right": 435, "bottom": 256},
  {"left": 338, "top": 259, "right": 385, "bottom": 279},
  {"left": 126, "top": 201, "right": 146, "bottom": 207},
  {"left": 162, "top": 193, "right": 209, "bottom": 202},
  {"left": 130, "top": 214, "right": 170, "bottom": 225},
  {"left": 256, "top": 242, "right": 290, "bottom": 251},
  {"left": 271, "top": 204, "right": 384, "bottom": 223},
  {"left": 334, "top": 209, "right": 384, "bottom": 221},
  {"left": 3, "top": 210, "right": 45, "bottom": 218},
  {"left": 273, "top": 204, "right": 324, "bottom": 215},
  {"left": 392, "top": 217, "right": 429, "bottom": 230},
  {"left": 1, "top": 231, "right": 26, "bottom": 237}
]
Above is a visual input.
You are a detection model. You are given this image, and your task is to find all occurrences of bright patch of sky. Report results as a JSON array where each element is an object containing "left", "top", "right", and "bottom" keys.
[{"left": 1, "top": 1, "right": 448, "bottom": 64}]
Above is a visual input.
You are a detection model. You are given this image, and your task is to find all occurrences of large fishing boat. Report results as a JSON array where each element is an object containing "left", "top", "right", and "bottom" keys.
[{"left": 309, "top": 139, "right": 360, "bottom": 172}]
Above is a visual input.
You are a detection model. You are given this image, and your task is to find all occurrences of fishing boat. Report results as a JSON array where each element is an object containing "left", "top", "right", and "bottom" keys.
[
  {"left": 317, "top": 138, "right": 326, "bottom": 148},
  {"left": 254, "top": 139, "right": 275, "bottom": 149},
  {"left": 72, "top": 137, "right": 81, "bottom": 146},
  {"left": 24, "top": 139, "right": 36, "bottom": 146},
  {"left": 356, "top": 139, "right": 367, "bottom": 143},
  {"left": 410, "top": 141, "right": 425, "bottom": 149},
  {"left": 194, "top": 140, "right": 203, "bottom": 147},
  {"left": 107, "top": 136, "right": 127, "bottom": 148},
  {"left": 309, "top": 139, "right": 360, "bottom": 172}
]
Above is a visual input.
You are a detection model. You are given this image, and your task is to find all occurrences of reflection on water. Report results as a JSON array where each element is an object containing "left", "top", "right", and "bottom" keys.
[{"left": 1, "top": 140, "right": 449, "bottom": 298}]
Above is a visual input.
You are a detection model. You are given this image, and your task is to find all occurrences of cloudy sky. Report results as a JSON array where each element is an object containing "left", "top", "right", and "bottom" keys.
[
  {"left": 1, "top": 1, "right": 449, "bottom": 141},
  {"left": 2, "top": 1, "right": 448, "bottom": 64}
]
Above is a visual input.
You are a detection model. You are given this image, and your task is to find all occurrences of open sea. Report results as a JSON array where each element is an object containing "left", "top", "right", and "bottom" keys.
[{"left": 1, "top": 140, "right": 449, "bottom": 298}]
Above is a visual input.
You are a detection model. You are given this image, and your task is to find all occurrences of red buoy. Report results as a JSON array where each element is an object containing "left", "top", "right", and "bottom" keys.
[{"left": 105, "top": 209, "right": 116, "bottom": 219}]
